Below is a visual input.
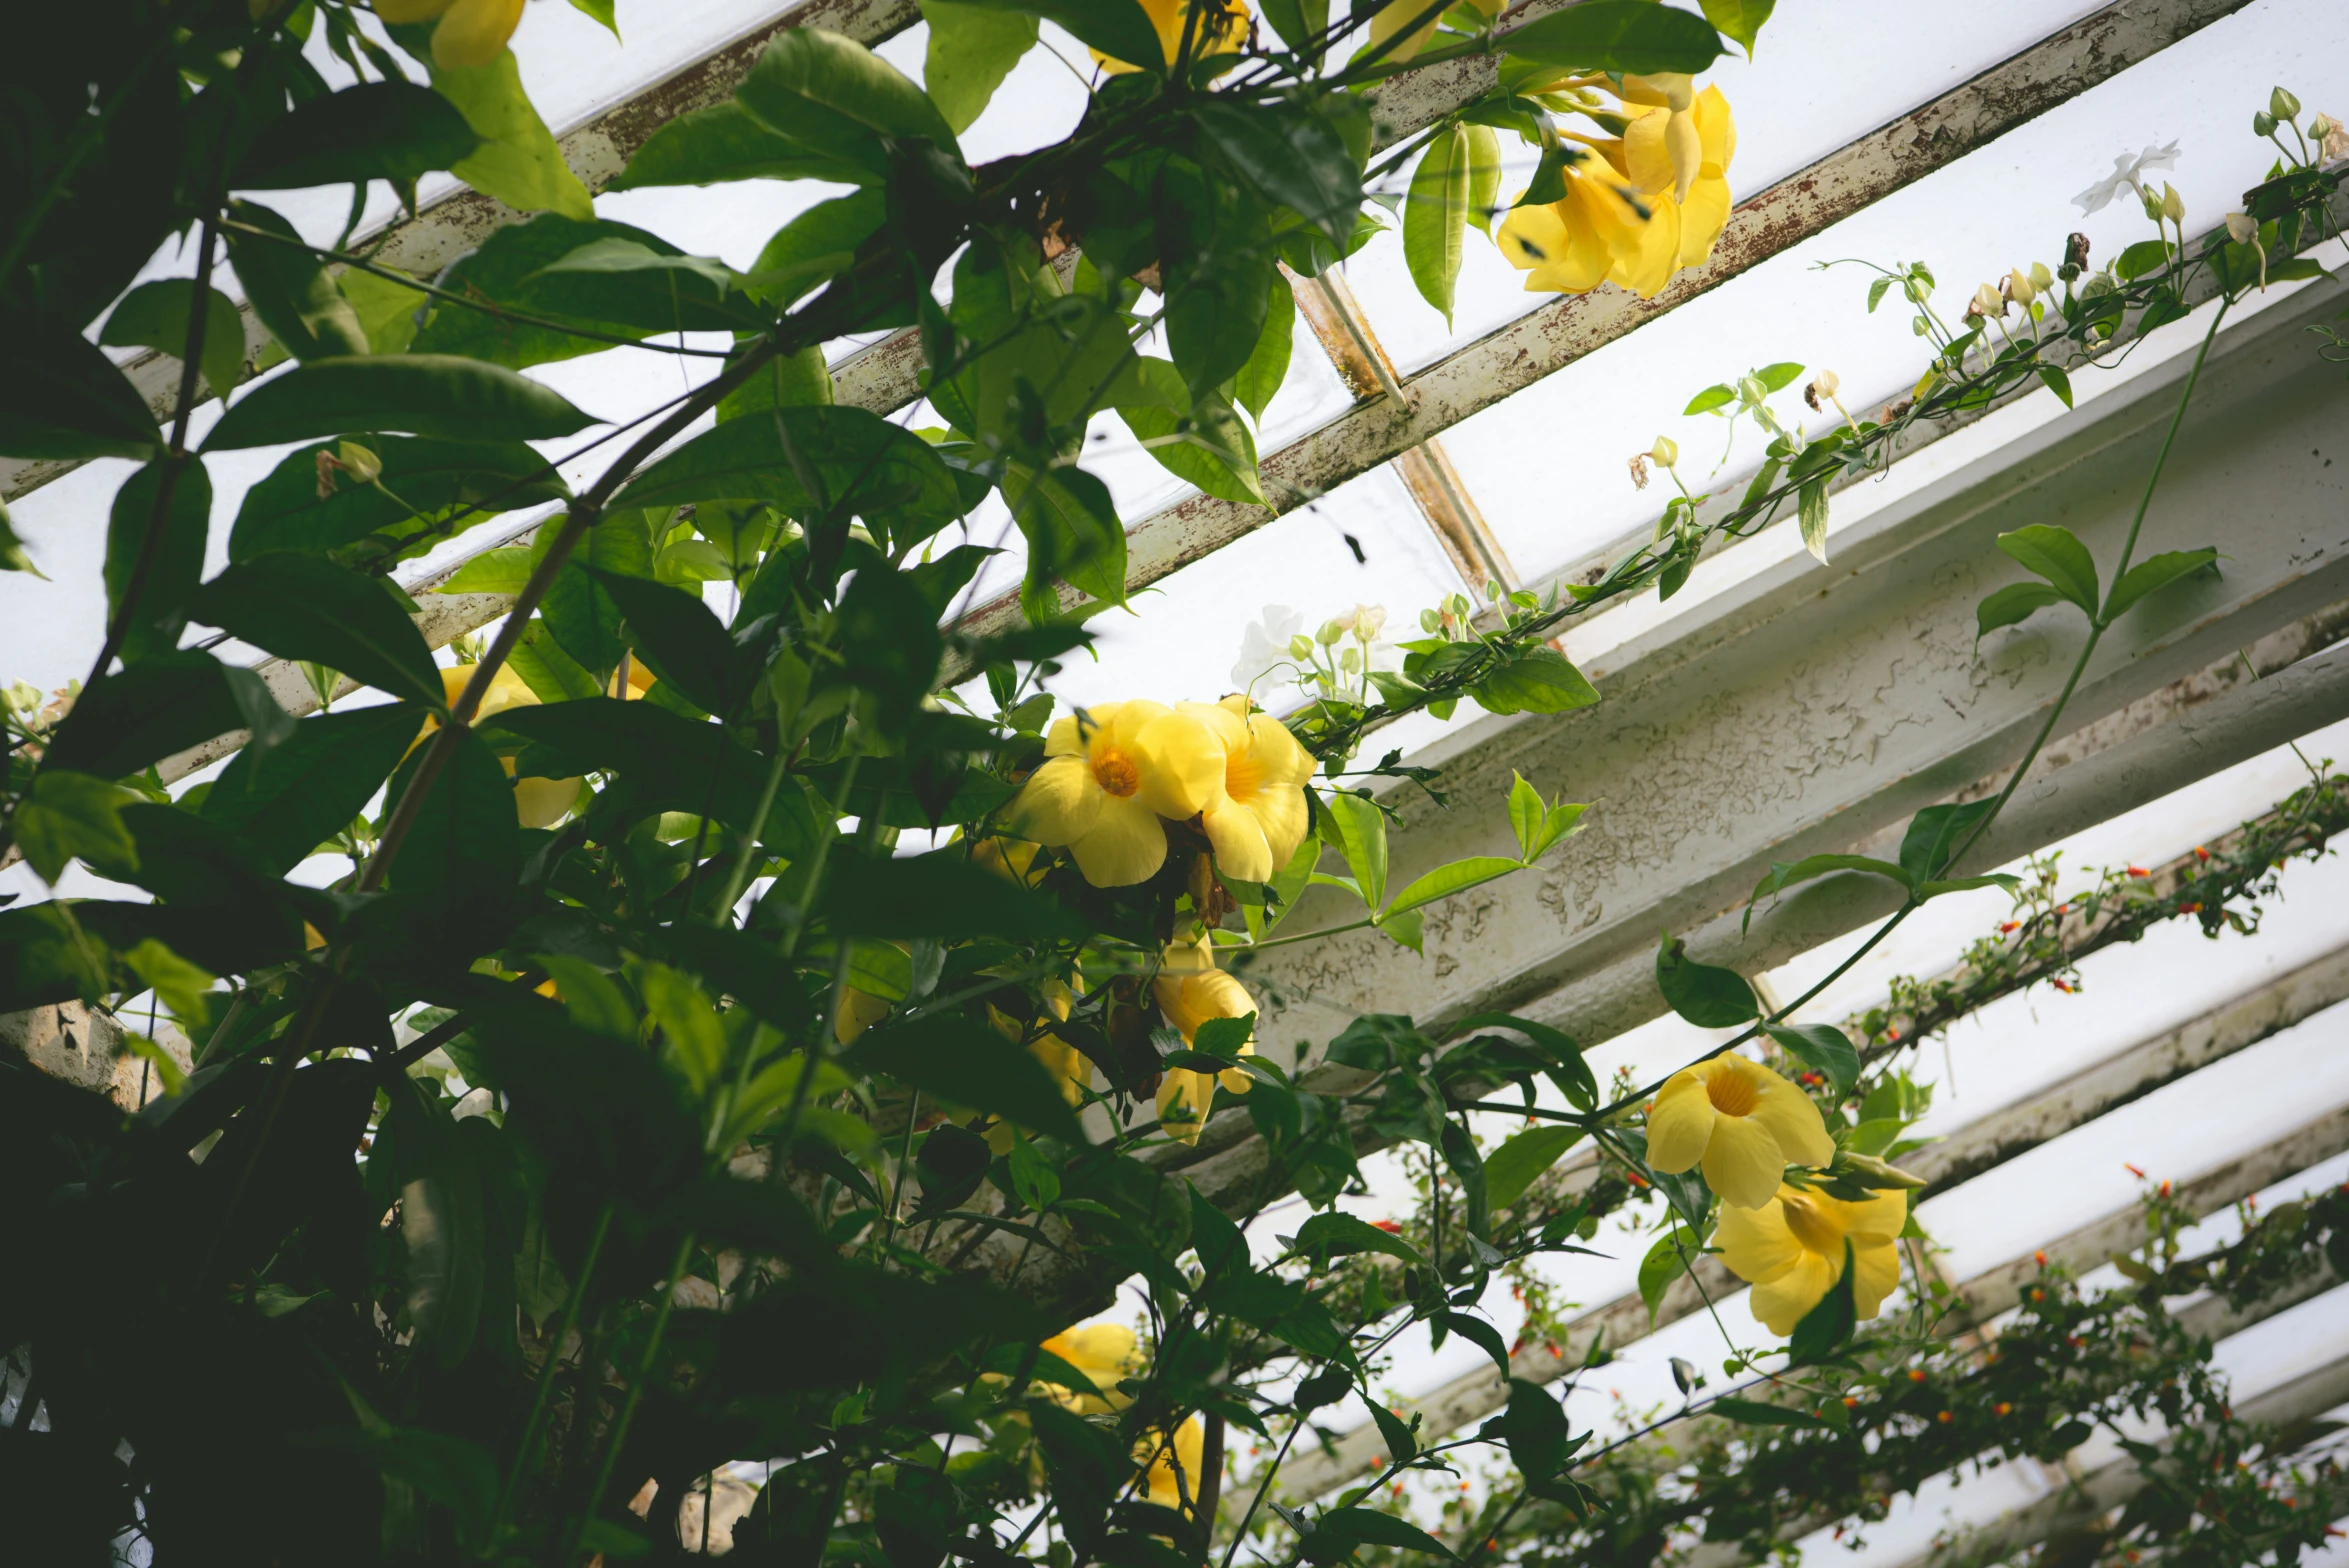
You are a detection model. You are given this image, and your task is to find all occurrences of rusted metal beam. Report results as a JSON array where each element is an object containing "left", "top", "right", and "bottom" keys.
[{"left": 947, "top": 0, "right": 2257, "bottom": 648}]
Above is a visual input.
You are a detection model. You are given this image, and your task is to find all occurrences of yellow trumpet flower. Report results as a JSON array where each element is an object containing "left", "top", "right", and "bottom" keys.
[
  {"left": 1139, "top": 1416, "right": 1208, "bottom": 1513},
  {"left": 1153, "top": 937, "right": 1256, "bottom": 1144},
  {"left": 415, "top": 666, "right": 584, "bottom": 830},
  {"left": 1093, "top": 0, "right": 1250, "bottom": 74},
  {"left": 1007, "top": 701, "right": 1222, "bottom": 888},
  {"left": 376, "top": 0, "right": 525, "bottom": 70},
  {"left": 1644, "top": 1054, "right": 1834, "bottom": 1210},
  {"left": 1178, "top": 695, "right": 1315, "bottom": 884},
  {"left": 1039, "top": 1322, "right": 1141, "bottom": 1414},
  {"left": 1717, "top": 1183, "right": 1908, "bottom": 1336}
]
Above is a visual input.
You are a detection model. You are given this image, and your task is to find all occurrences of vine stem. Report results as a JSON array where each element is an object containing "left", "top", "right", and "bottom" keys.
[
  {"left": 567, "top": 1227, "right": 701, "bottom": 1562},
  {"left": 485, "top": 1203, "right": 614, "bottom": 1549}
]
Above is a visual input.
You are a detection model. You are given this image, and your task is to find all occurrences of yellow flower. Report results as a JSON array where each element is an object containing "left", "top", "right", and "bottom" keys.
[
  {"left": 1007, "top": 702, "right": 1222, "bottom": 888},
  {"left": 1040, "top": 1322, "right": 1140, "bottom": 1413},
  {"left": 1139, "top": 1416, "right": 1208, "bottom": 1513},
  {"left": 1152, "top": 937, "right": 1256, "bottom": 1145},
  {"left": 1092, "top": 0, "right": 1250, "bottom": 74},
  {"left": 1366, "top": 0, "right": 1501, "bottom": 65},
  {"left": 1496, "top": 79, "right": 1735, "bottom": 299},
  {"left": 1717, "top": 1183, "right": 1908, "bottom": 1336},
  {"left": 1644, "top": 1054, "right": 1834, "bottom": 1210},
  {"left": 835, "top": 986, "right": 892, "bottom": 1045},
  {"left": 1177, "top": 695, "right": 1314, "bottom": 884},
  {"left": 376, "top": 0, "right": 524, "bottom": 69},
  {"left": 417, "top": 666, "right": 584, "bottom": 830},
  {"left": 971, "top": 833, "right": 1047, "bottom": 888}
]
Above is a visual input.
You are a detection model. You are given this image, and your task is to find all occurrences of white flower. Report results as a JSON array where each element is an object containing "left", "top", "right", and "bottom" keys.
[
  {"left": 2072, "top": 141, "right": 2181, "bottom": 215},
  {"left": 1232, "top": 605, "right": 1307, "bottom": 692}
]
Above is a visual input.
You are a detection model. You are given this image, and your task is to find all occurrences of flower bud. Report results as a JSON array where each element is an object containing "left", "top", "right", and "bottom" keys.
[
  {"left": 1420, "top": 608, "right": 1442, "bottom": 633},
  {"left": 2160, "top": 183, "right": 2185, "bottom": 223},
  {"left": 1338, "top": 645, "right": 1361, "bottom": 673},
  {"left": 2313, "top": 114, "right": 2337, "bottom": 141},
  {"left": 337, "top": 441, "right": 383, "bottom": 485},
  {"left": 1650, "top": 435, "right": 1679, "bottom": 467},
  {"left": 1315, "top": 618, "right": 1346, "bottom": 647},
  {"left": 2272, "top": 85, "right": 2302, "bottom": 122},
  {"left": 1355, "top": 604, "right": 1387, "bottom": 640},
  {"left": 2224, "top": 211, "right": 2257, "bottom": 245},
  {"left": 1288, "top": 633, "right": 1315, "bottom": 660},
  {"left": 2002, "top": 267, "right": 2037, "bottom": 307},
  {"left": 1838, "top": 1152, "right": 1928, "bottom": 1190},
  {"left": 2253, "top": 109, "right": 2279, "bottom": 137},
  {"left": 1738, "top": 375, "right": 1767, "bottom": 407},
  {"left": 1968, "top": 281, "right": 2004, "bottom": 319},
  {"left": 2030, "top": 261, "right": 2055, "bottom": 292}
]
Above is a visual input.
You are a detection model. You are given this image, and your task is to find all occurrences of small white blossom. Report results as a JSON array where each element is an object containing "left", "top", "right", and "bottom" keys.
[
  {"left": 2072, "top": 141, "right": 2181, "bottom": 215},
  {"left": 1232, "top": 606, "right": 1307, "bottom": 691}
]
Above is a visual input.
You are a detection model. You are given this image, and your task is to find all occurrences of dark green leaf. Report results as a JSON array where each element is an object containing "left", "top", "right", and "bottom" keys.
[
  {"left": 204, "top": 355, "right": 598, "bottom": 450},
  {"left": 1029, "top": 1404, "right": 1125, "bottom": 1549},
  {"left": 384, "top": 728, "right": 522, "bottom": 913},
  {"left": 1974, "top": 580, "right": 2068, "bottom": 640},
  {"left": 203, "top": 703, "right": 426, "bottom": 874},
  {"left": 228, "top": 437, "right": 562, "bottom": 562},
  {"left": 1637, "top": 1228, "right": 1690, "bottom": 1325},
  {"left": 412, "top": 215, "right": 693, "bottom": 368},
  {"left": 1485, "top": 1124, "right": 1585, "bottom": 1213},
  {"left": 1654, "top": 933, "right": 1758, "bottom": 1027},
  {"left": 1369, "top": 1402, "right": 1417, "bottom": 1464},
  {"left": 233, "top": 81, "right": 480, "bottom": 191},
  {"left": 953, "top": 0, "right": 1164, "bottom": 74},
  {"left": 1469, "top": 645, "right": 1600, "bottom": 717},
  {"left": 2105, "top": 547, "right": 2218, "bottom": 622},
  {"left": 1699, "top": 0, "right": 1772, "bottom": 55},
  {"left": 1010, "top": 463, "right": 1126, "bottom": 618},
  {"left": 188, "top": 552, "right": 444, "bottom": 707},
  {"left": 579, "top": 565, "right": 739, "bottom": 716},
  {"left": 2037, "top": 363, "right": 2074, "bottom": 408},
  {"left": 1440, "top": 1310, "right": 1511, "bottom": 1381},
  {"left": 1487, "top": 1377, "right": 1576, "bottom": 1481},
  {"left": 1897, "top": 798, "right": 1995, "bottom": 885},
  {"left": 609, "top": 100, "right": 865, "bottom": 191},
  {"left": 14, "top": 770, "right": 139, "bottom": 884},
  {"left": 1787, "top": 1239, "right": 1858, "bottom": 1364},
  {"left": 735, "top": 27, "right": 958, "bottom": 188},
  {"left": 921, "top": 0, "right": 1038, "bottom": 134},
  {"left": 483, "top": 699, "right": 792, "bottom": 843},
  {"left": 524, "top": 238, "right": 765, "bottom": 334},
  {"left": 2115, "top": 238, "right": 2171, "bottom": 282},
  {"left": 847, "top": 1013, "right": 1087, "bottom": 1143},
  {"left": 613, "top": 405, "right": 966, "bottom": 547},
  {"left": 1257, "top": 0, "right": 1328, "bottom": 48},
  {"left": 104, "top": 456, "right": 211, "bottom": 662},
  {"left": 1995, "top": 523, "right": 2098, "bottom": 613},
  {"left": 1194, "top": 99, "right": 1363, "bottom": 250},
  {"left": 1312, "top": 1508, "right": 1455, "bottom": 1559},
  {"left": 540, "top": 511, "right": 653, "bottom": 681},
  {"left": 40, "top": 654, "right": 278, "bottom": 781},
  {"left": 1293, "top": 1210, "right": 1425, "bottom": 1266},
  {"left": 1234, "top": 270, "right": 1295, "bottom": 422},
  {"left": 1745, "top": 853, "right": 1912, "bottom": 932},
  {"left": 823, "top": 850, "right": 1086, "bottom": 940},
  {"left": 0, "top": 315, "right": 160, "bottom": 461},
  {"left": 1709, "top": 1396, "right": 1827, "bottom": 1428},
  {"left": 1500, "top": 0, "right": 1727, "bottom": 73},
  {"left": 99, "top": 280, "right": 246, "bottom": 403},
  {"left": 744, "top": 191, "right": 885, "bottom": 309},
  {"left": 223, "top": 199, "right": 369, "bottom": 362},
  {"left": 1763, "top": 1023, "right": 1859, "bottom": 1095}
]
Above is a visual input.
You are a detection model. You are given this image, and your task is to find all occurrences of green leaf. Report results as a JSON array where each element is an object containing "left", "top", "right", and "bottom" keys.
[
  {"left": 1699, "top": 0, "right": 1773, "bottom": 55},
  {"left": 100, "top": 280, "right": 246, "bottom": 403},
  {"left": 1746, "top": 853, "right": 1911, "bottom": 930},
  {"left": 1505, "top": 771, "right": 1586, "bottom": 862},
  {"left": 206, "top": 355, "right": 595, "bottom": 451},
  {"left": 612, "top": 405, "right": 966, "bottom": 547},
  {"left": 609, "top": 100, "right": 866, "bottom": 192},
  {"left": 223, "top": 200, "right": 369, "bottom": 362},
  {"left": 1683, "top": 382, "right": 1735, "bottom": 415},
  {"left": 188, "top": 553, "right": 444, "bottom": 708},
  {"left": 1974, "top": 580, "right": 2067, "bottom": 640},
  {"left": 0, "top": 505, "right": 34, "bottom": 574},
  {"left": 1637, "top": 1227, "right": 1692, "bottom": 1325},
  {"left": 233, "top": 81, "right": 480, "bottom": 192},
  {"left": 847, "top": 1013, "right": 1087, "bottom": 1143},
  {"left": 14, "top": 770, "right": 139, "bottom": 884},
  {"left": 1118, "top": 362, "right": 1267, "bottom": 506},
  {"left": 1469, "top": 645, "right": 1600, "bottom": 717},
  {"left": 340, "top": 266, "right": 428, "bottom": 355},
  {"left": 538, "top": 510, "right": 653, "bottom": 681},
  {"left": 1710, "top": 1396, "right": 1827, "bottom": 1428},
  {"left": 1312, "top": 1508, "right": 1456, "bottom": 1559},
  {"left": 921, "top": 0, "right": 1037, "bottom": 134},
  {"left": 579, "top": 564, "right": 739, "bottom": 716},
  {"left": 1194, "top": 98, "right": 1363, "bottom": 251},
  {"left": 1755, "top": 360, "right": 1805, "bottom": 391},
  {"left": 104, "top": 456, "right": 212, "bottom": 662},
  {"left": 823, "top": 850, "right": 1086, "bottom": 941},
  {"left": 1995, "top": 523, "right": 2099, "bottom": 613},
  {"left": 953, "top": 0, "right": 1164, "bottom": 74},
  {"left": 1797, "top": 476, "right": 1829, "bottom": 564},
  {"left": 1485, "top": 1125, "right": 1585, "bottom": 1213},
  {"left": 40, "top": 653, "right": 284, "bottom": 782},
  {"left": 428, "top": 46, "right": 594, "bottom": 218},
  {"left": 484, "top": 699, "right": 793, "bottom": 844},
  {"left": 736, "top": 27, "right": 958, "bottom": 187},
  {"left": 1009, "top": 463, "right": 1126, "bottom": 619},
  {"left": 744, "top": 191, "right": 885, "bottom": 308},
  {"left": 1257, "top": 0, "right": 1328, "bottom": 49},
  {"left": 1405, "top": 126, "right": 1473, "bottom": 324},
  {"left": 1897, "top": 799, "right": 1996, "bottom": 885},
  {"left": 1655, "top": 933, "right": 1758, "bottom": 1027},
  {"left": 2104, "top": 547, "right": 2218, "bottom": 622},
  {"left": 0, "top": 317, "right": 159, "bottom": 462},
  {"left": 203, "top": 703, "right": 426, "bottom": 874},
  {"left": 1293, "top": 1211, "right": 1425, "bottom": 1266},
  {"left": 1500, "top": 0, "right": 1727, "bottom": 73},
  {"left": 525, "top": 239, "right": 766, "bottom": 334},
  {"left": 1763, "top": 1023, "right": 1859, "bottom": 1095},
  {"left": 1439, "top": 1310, "right": 1511, "bottom": 1382},
  {"left": 1487, "top": 1378, "right": 1577, "bottom": 1482},
  {"left": 384, "top": 728, "right": 522, "bottom": 913},
  {"left": 1462, "top": 123, "right": 1502, "bottom": 235},
  {"left": 1368, "top": 1402, "right": 1417, "bottom": 1464},
  {"left": 1240, "top": 272, "right": 1296, "bottom": 422},
  {"left": 2037, "top": 363, "right": 2074, "bottom": 408},
  {"left": 1916, "top": 872, "right": 2023, "bottom": 899},
  {"left": 1384, "top": 856, "right": 1520, "bottom": 916},
  {"left": 1787, "top": 1239, "right": 1858, "bottom": 1364},
  {"left": 568, "top": 0, "right": 620, "bottom": 36},
  {"left": 1324, "top": 790, "right": 1389, "bottom": 910},
  {"left": 2115, "top": 238, "right": 2171, "bottom": 282},
  {"left": 506, "top": 618, "right": 602, "bottom": 703},
  {"left": 229, "top": 437, "right": 561, "bottom": 562}
]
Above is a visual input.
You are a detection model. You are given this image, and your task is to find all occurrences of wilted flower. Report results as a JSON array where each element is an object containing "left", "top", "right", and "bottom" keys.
[
  {"left": 1627, "top": 452, "right": 1651, "bottom": 490},
  {"left": 2071, "top": 141, "right": 2180, "bottom": 215},
  {"left": 1718, "top": 1184, "right": 1908, "bottom": 1335},
  {"left": 1645, "top": 1054, "right": 1835, "bottom": 1209}
]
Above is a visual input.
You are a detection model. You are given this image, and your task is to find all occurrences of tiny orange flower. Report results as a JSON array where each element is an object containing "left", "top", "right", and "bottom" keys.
[
  {"left": 1908, "top": 1369, "right": 1927, "bottom": 1383},
  {"left": 1994, "top": 1402, "right": 2012, "bottom": 1417},
  {"left": 1937, "top": 1410, "right": 1954, "bottom": 1424},
  {"left": 2034, "top": 1249, "right": 2048, "bottom": 1267}
]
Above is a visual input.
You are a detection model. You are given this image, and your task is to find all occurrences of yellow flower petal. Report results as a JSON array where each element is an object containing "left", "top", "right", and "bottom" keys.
[
  {"left": 1157, "top": 1067, "right": 1218, "bottom": 1145},
  {"left": 430, "top": 0, "right": 525, "bottom": 69},
  {"left": 373, "top": 0, "right": 454, "bottom": 18},
  {"left": 1840, "top": 1186, "right": 1909, "bottom": 1244},
  {"left": 1008, "top": 755, "right": 1103, "bottom": 848},
  {"left": 1140, "top": 1416, "right": 1208, "bottom": 1512},
  {"left": 1695, "top": 84, "right": 1737, "bottom": 175},
  {"left": 1200, "top": 799, "right": 1275, "bottom": 883},
  {"left": 1095, "top": 0, "right": 1249, "bottom": 72},
  {"left": 1745, "top": 1070, "right": 1836, "bottom": 1169},
  {"left": 1677, "top": 173, "right": 1732, "bottom": 269},
  {"left": 1067, "top": 793, "right": 1167, "bottom": 887},
  {"left": 1850, "top": 1236, "right": 1902, "bottom": 1320},
  {"left": 834, "top": 986, "right": 891, "bottom": 1045},
  {"left": 1750, "top": 1249, "right": 1835, "bottom": 1336},
  {"left": 1715, "top": 1191, "right": 1804, "bottom": 1285},
  {"left": 1129, "top": 707, "right": 1224, "bottom": 821},
  {"left": 1699, "top": 1111, "right": 1787, "bottom": 1210},
  {"left": 1644, "top": 1071, "right": 1716, "bottom": 1173},
  {"left": 512, "top": 774, "right": 581, "bottom": 829}
]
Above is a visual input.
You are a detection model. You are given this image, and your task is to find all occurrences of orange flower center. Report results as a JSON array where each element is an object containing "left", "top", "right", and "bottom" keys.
[
  {"left": 1703, "top": 1067, "right": 1759, "bottom": 1118},
  {"left": 1094, "top": 749, "right": 1141, "bottom": 798},
  {"left": 1225, "top": 748, "right": 1264, "bottom": 803},
  {"left": 1780, "top": 1193, "right": 1842, "bottom": 1257}
]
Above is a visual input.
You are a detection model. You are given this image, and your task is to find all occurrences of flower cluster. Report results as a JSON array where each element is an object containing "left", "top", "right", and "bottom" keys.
[{"left": 1497, "top": 73, "right": 1737, "bottom": 299}]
